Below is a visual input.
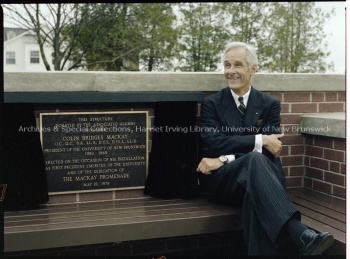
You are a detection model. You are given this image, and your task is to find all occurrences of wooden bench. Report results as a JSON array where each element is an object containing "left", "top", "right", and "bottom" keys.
[
  {"left": 3, "top": 188, "right": 345, "bottom": 255},
  {"left": 288, "top": 188, "right": 346, "bottom": 255},
  {"left": 3, "top": 195, "right": 241, "bottom": 253}
]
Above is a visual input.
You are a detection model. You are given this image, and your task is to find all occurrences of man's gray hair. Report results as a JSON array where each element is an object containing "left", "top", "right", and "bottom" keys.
[{"left": 223, "top": 42, "right": 258, "bottom": 68}]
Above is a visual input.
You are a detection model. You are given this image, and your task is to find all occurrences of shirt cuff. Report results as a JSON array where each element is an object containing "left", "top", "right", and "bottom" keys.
[
  {"left": 225, "top": 154, "right": 235, "bottom": 163},
  {"left": 254, "top": 134, "right": 263, "bottom": 153}
]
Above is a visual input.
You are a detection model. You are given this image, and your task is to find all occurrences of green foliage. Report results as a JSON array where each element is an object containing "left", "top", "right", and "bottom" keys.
[
  {"left": 71, "top": 3, "right": 178, "bottom": 71},
  {"left": 131, "top": 3, "right": 178, "bottom": 71},
  {"left": 4, "top": 2, "right": 335, "bottom": 72},
  {"left": 259, "top": 2, "right": 334, "bottom": 72},
  {"left": 175, "top": 3, "right": 230, "bottom": 71},
  {"left": 70, "top": 4, "right": 138, "bottom": 71}
]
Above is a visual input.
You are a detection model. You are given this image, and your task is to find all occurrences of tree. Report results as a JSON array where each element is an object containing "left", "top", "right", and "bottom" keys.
[
  {"left": 73, "top": 3, "right": 178, "bottom": 71},
  {"left": 3, "top": 4, "right": 107, "bottom": 71},
  {"left": 132, "top": 3, "right": 178, "bottom": 71},
  {"left": 226, "top": 2, "right": 272, "bottom": 46},
  {"left": 259, "top": 2, "right": 335, "bottom": 73},
  {"left": 176, "top": 3, "right": 230, "bottom": 71},
  {"left": 68, "top": 3, "right": 139, "bottom": 71}
]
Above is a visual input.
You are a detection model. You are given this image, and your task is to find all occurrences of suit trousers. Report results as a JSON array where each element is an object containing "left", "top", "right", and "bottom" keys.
[{"left": 210, "top": 152, "right": 300, "bottom": 255}]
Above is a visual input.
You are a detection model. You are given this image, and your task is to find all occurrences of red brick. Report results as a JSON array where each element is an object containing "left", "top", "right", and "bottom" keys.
[
  {"left": 304, "top": 136, "right": 314, "bottom": 145},
  {"left": 338, "top": 92, "right": 346, "bottom": 102},
  {"left": 281, "top": 124, "right": 299, "bottom": 134},
  {"left": 324, "top": 149, "right": 345, "bottom": 162},
  {"left": 333, "top": 186, "right": 346, "bottom": 199},
  {"left": 319, "top": 103, "right": 344, "bottom": 112},
  {"left": 312, "top": 180, "right": 332, "bottom": 195},
  {"left": 48, "top": 193, "right": 76, "bottom": 204},
  {"left": 329, "top": 161, "right": 340, "bottom": 173},
  {"left": 280, "top": 147, "right": 289, "bottom": 156},
  {"left": 304, "top": 156, "right": 310, "bottom": 166},
  {"left": 114, "top": 189, "right": 144, "bottom": 199},
  {"left": 304, "top": 178, "right": 312, "bottom": 188},
  {"left": 290, "top": 145, "right": 304, "bottom": 155},
  {"left": 305, "top": 145, "right": 323, "bottom": 158},
  {"left": 284, "top": 93, "right": 311, "bottom": 102},
  {"left": 291, "top": 103, "right": 317, "bottom": 113},
  {"left": 282, "top": 155, "right": 303, "bottom": 166},
  {"left": 325, "top": 92, "right": 338, "bottom": 102},
  {"left": 312, "top": 93, "right": 325, "bottom": 102},
  {"left": 269, "top": 92, "right": 283, "bottom": 101},
  {"left": 79, "top": 191, "right": 113, "bottom": 202},
  {"left": 286, "top": 177, "right": 302, "bottom": 188},
  {"left": 334, "top": 139, "right": 346, "bottom": 150},
  {"left": 281, "top": 114, "right": 300, "bottom": 124},
  {"left": 314, "top": 137, "right": 333, "bottom": 148},
  {"left": 324, "top": 172, "right": 345, "bottom": 186},
  {"left": 340, "top": 163, "right": 346, "bottom": 174},
  {"left": 281, "top": 103, "right": 290, "bottom": 113},
  {"left": 305, "top": 167, "right": 324, "bottom": 180},
  {"left": 282, "top": 134, "right": 304, "bottom": 145},
  {"left": 289, "top": 166, "right": 304, "bottom": 176},
  {"left": 310, "top": 157, "right": 329, "bottom": 170}
]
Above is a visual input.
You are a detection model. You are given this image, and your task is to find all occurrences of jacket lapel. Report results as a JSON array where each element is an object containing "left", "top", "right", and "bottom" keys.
[
  {"left": 243, "top": 86, "right": 263, "bottom": 128},
  {"left": 217, "top": 86, "right": 264, "bottom": 133},
  {"left": 218, "top": 87, "right": 244, "bottom": 131}
]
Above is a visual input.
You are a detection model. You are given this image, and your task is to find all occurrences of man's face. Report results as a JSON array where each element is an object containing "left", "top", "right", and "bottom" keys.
[{"left": 223, "top": 48, "right": 257, "bottom": 96}]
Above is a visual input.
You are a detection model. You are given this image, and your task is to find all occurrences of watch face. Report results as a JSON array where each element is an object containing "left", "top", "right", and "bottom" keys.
[{"left": 219, "top": 156, "right": 227, "bottom": 163}]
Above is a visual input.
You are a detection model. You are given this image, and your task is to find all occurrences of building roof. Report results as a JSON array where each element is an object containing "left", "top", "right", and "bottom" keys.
[{"left": 4, "top": 27, "right": 29, "bottom": 41}]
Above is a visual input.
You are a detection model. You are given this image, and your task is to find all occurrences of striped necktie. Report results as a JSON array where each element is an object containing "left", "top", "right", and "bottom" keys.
[{"left": 238, "top": 96, "right": 246, "bottom": 121}]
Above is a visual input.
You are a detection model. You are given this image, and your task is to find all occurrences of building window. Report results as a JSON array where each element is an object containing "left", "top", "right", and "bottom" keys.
[
  {"left": 6, "top": 51, "right": 16, "bottom": 64},
  {"left": 30, "top": 51, "right": 40, "bottom": 64}
]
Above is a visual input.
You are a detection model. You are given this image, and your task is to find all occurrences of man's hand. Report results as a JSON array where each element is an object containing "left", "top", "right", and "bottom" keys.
[
  {"left": 196, "top": 157, "right": 224, "bottom": 175},
  {"left": 262, "top": 133, "right": 284, "bottom": 158}
]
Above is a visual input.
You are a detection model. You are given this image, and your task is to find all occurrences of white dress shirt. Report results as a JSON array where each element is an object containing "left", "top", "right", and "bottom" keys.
[{"left": 223, "top": 87, "right": 263, "bottom": 163}]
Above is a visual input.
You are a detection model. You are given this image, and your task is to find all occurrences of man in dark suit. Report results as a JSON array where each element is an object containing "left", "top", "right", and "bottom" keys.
[{"left": 196, "top": 42, "right": 334, "bottom": 255}]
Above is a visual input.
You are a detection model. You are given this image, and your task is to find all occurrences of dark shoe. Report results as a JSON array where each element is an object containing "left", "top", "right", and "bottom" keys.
[{"left": 299, "top": 229, "right": 334, "bottom": 255}]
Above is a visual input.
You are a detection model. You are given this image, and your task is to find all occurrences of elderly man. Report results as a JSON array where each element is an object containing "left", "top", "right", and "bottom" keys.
[{"left": 196, "top": 42, "right": 334, "bottom": 255}]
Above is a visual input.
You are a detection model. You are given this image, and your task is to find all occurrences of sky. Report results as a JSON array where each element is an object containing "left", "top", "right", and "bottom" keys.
[
  {"left": 314, "top": 1, "right": 346, "bottom": 74},
  {"left": 3, "top": 2, "right": 347, "bottom": 74}
]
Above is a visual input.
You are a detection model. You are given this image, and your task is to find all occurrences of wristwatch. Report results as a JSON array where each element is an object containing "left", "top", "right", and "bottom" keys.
[{"left": 219, "top": 155, "right": 228, "bottom": 164}]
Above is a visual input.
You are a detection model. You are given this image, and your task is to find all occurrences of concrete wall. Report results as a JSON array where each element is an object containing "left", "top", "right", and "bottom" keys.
[
  {"left": 3, "top": 72, "right": 346, "bottom": 201},
  {"left": 4, "top": 72, "right": 345, "bottom": 92}
]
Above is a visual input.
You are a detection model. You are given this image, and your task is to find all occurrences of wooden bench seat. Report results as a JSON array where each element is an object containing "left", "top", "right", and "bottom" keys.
[
  {"left": 4, "top": 196, "right": 241, "bottom": 252},
  {"left": 288, "top": 188, "right": 346, "bottom": 255},
  {"left": 4, "top": 188, "right": 345, "bottom": 255}
]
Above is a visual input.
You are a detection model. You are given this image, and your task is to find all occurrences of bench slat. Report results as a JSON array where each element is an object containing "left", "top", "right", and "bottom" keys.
[
  {"left": 292, "top": 196, "right": 345, "bottom": 223},
  {"left": 5, "top": 197, "right": 205, "bottom": 217},
  {"left": 4, "top": 197, "right": 241, "bottom": 252},
  {"left": 5, "top": 204, "right": 239, "bottom": 229},
  {"left": 294, "top": 202, "right": 345, "bottom": 232},
  {"left": 293, "top": 190, "right": 345, "bottom": 214},
  {"left": 300, "top": 215, "right": 345, "bottom": 244},
  {"left": 5, "top": 199, "right": 216, "bottom": 224},
  {"left": 4, "top": 188, "right": 345, "bottom": 254}
]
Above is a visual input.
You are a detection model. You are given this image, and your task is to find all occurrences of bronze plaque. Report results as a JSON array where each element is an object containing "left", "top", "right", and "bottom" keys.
[{"left": 40, "top": 111, "right": 148, "bottom": 194}]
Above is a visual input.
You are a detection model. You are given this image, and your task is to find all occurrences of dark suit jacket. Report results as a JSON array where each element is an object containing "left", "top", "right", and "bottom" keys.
[{"left": 200, "top": 86, "right": 285, "bottom": 192}]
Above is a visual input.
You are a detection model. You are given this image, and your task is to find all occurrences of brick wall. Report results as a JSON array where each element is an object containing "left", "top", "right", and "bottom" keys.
[
  {"left": 272, "top": 91, "right": 345, "bottom": 194},
  {"left": 304, "top": 135, "right": 346, "bottom": 199}
]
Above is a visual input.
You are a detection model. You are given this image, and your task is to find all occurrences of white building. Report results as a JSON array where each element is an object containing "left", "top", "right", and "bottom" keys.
[{"left": 3, "top": 27, "right": 74, "bottom": 72}]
